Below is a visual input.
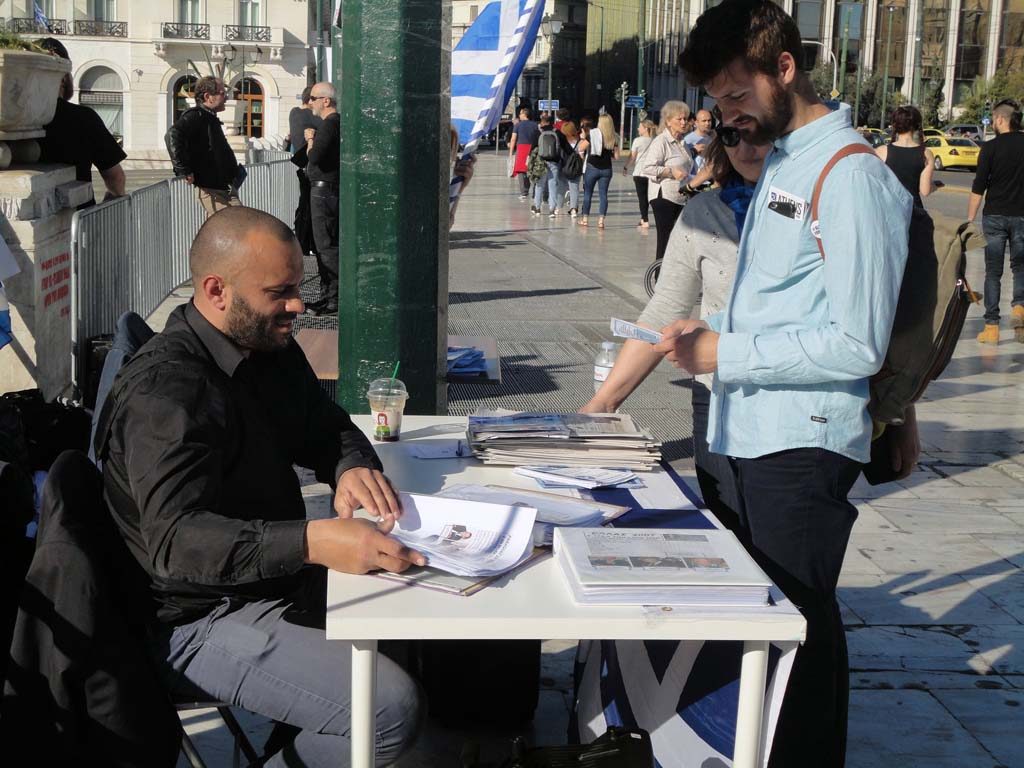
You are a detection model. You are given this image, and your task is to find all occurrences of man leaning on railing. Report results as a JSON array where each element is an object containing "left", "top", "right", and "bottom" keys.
[{"left": 165, "top": 75, "right": 243, "bottom": 217}]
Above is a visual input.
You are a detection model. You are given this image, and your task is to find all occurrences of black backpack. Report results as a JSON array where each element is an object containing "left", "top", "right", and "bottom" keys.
[
  {"left": 561, "top": 141, "right": 583, "bottom": 180},
  {"left": 537, "top": 130, "right": 560, "bottom": 162}
]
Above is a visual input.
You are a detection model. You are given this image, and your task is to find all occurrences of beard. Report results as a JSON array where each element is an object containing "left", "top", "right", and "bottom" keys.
[
  {"left": 739, "top": 80, "right": 794, "bottom": 146},
  {"left": 225, "top": 293, "right": 295, "bottom": 352}
]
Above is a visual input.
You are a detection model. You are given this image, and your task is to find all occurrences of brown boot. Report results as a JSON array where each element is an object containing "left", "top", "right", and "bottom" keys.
[
  {"left": 1012, "top": 306, "right": 1024, "bottom": 343},
  {"left": 977, "top": 323, "right": 1000, "bottom": 344}
]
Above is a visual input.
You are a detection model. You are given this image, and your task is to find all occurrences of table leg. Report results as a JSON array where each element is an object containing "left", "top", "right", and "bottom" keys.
[
  {"left": 351, "top": 640, "right": 378, "bottom": 768},
  {"left": 733, "top": 640, "right": 769, "bottom": 768}
]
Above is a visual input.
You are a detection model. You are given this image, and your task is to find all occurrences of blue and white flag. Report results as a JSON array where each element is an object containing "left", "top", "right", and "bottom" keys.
[
  {"left": 0, "top": 284, "right": 12, "bottom": 352},
  {"left": 33, "top": 2, "right": 52, "bottom": 30},
  {"left": 451, "top": 0, "right": 545, "bottom": 153}
]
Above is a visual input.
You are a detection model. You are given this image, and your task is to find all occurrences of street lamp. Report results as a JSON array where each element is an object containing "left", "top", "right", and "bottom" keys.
[
  {"left": 802, "top": 39, "right": 838, "bottom": 96},
  {"left": 540, "top": 14, "right": 563, "bottom": 105},
  {"left": 880, "top": 4, "right": 896, "bottom": 130}
]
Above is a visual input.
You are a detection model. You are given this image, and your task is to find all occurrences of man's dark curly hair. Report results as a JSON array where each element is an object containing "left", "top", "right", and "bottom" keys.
[{"left": 679, "top": 0, "right": 803, "bottom": 86}]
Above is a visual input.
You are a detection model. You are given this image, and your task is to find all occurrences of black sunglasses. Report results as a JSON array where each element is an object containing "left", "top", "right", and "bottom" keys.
[{"left": 712, "top": 114, "right": 741, "bottom": 148}]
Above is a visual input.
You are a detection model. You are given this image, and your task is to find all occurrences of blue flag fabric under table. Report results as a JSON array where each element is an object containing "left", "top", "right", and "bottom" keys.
[{"left": 570, "top": 464, "right": 797, "bottom": 767}]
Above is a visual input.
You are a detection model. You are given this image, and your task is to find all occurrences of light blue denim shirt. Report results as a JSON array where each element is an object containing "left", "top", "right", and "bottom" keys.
[{"left": 705, "top": 105, "right": 913, "bottom": 463}]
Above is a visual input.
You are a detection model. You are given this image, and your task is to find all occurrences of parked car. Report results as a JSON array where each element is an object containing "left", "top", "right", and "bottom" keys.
[
  {"left": 924, "top": 136, "right": 981, "bottom": 170},
  {"left": 858, "top": 129, "right": 887, "bottom": 148},
  {"left": 944, "top": 123, "right": 986, "bottom": 141},
  {"left": 921, "top": 127, "right": 946, "bottom": 138}
]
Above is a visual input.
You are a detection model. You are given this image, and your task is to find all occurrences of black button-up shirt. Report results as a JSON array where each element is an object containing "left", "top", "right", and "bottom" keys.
[{"left": 98, "top": 302, "right": 381, "bottom": 625}]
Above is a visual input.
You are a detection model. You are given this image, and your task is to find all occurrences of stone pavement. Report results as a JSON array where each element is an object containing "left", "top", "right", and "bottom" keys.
[{"left": 171, "top": 153, "right": 1023, "bottom": 767}]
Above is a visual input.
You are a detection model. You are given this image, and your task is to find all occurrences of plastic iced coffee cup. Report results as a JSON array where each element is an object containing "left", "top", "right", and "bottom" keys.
[{"left": 367, "top": 378, "right": 408, "bottom": 442}]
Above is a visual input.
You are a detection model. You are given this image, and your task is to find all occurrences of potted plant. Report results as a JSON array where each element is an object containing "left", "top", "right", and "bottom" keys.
[{"left": 0, "top": 32, "right": 71, "bottom": 144}]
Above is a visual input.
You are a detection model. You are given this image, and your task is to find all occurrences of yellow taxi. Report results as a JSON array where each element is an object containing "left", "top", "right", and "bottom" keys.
[{"left": 924, "top": 136, "right": 981, "bottom": 170}]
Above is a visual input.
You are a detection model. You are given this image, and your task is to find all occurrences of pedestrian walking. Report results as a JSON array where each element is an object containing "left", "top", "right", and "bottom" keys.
[
  {"left": 304, "top": 82, "right": 341, "bottom": 316},
  {"left": 579, "top": 114, "right": 618, "bottom": 229},
  {"left": 967, "top": 99, "right": 1024, "bottom": 344},
  {"left": 165, "top": 76, "right": 242, "bottom": 217},
  {"left": 559, "top": 121, "right": 585, "bottom": 217},
  {"left": 641, "top": 101, "right": 693, "bottom": 261},
  {"left": 508, "top": 107, "right": 540, "bottom": 199},
  {"left": 532, "top": 114, "right": 569, "bottom": 218},
  {"left": 874, "top": 106, "right": 935, "bottom": 210},
  {"left": 670, "top": 2, "right": 915, "bottom": 765},
  {"left": 684, "top": 109, "right": 714, "bottom": 172},
  {"left": 622, "top": 119, "right": 657, "bottom": 228}
]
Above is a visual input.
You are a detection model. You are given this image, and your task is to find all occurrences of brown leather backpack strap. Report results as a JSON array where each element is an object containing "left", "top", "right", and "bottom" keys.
[{"left": 810, "top": 143, "right": 878, "bottom": 259}]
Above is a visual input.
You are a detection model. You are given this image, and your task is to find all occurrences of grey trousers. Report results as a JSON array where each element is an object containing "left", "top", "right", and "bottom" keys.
[{"left": 151, "top": 587, "right": 422, "bottom": 766}]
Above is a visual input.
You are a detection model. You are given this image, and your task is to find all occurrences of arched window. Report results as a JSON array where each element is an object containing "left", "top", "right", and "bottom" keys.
[
  {"left": 78, "top": 65, "right": 124, "bottom": 142},
  {"left": 232, "top": 77, "right": 264, "bottom": 138},
  {"left": 172, "top": 74, "right": 198, "bottom": 124}
]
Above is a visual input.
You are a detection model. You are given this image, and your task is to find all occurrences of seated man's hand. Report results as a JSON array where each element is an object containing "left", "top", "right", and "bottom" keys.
[
  {"left": 654, "top": 320, "right": 718, "bottom": 375},
  {"left": 305, "top": 517, "right": 426, "bottom": 574},
  {"left": 335, "top": 467, "right": 401, "bottom": 523}
]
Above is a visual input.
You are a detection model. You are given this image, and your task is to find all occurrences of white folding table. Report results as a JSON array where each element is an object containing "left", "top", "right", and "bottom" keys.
[{"left": 326, "top": 415, "right": 806, "bottom": 768}]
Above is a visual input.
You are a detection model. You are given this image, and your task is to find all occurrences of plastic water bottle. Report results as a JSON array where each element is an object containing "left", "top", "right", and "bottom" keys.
[{"left": 593, "top": 341, "right": 618, "bottom": 393}]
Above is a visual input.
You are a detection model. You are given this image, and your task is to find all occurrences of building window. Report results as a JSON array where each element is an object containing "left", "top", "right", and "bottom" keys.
[
  {"left": 831, "top": 1, "right": 865, "bottom": 73},
  {"left": 233, "top": 77, "right": 264, "bottom": 138},
  {"left": 919, "top": 0, "right": 951, "bottom": 82},
  {"left": 179, "top": 0, "right": 201, "bottom": 24},
  {"left": 999, "top": 0, "right": 1024, "bottom": 70},
  {"left": 874, "top": 2, "right": 909, "bottom": 78},
  {"left": 39, "top": 0, "right": 57, "bottom": 17},
  {"left": 91, "top": 0, "right": 116, "bottom": 21},
  {"left": 172, "top": 74, "right": 198, "bottom": 124},
  {"left": 954, "top": 0, "right": 990, "bottom": 101},
  {"left": 794, "top": 0, "right": 823, "bottom": 41},
  {"left": 469, "top": 5, "right": 479, "bottom": 21},
  {"left": 239, "top": 0, "right": 261, "bottom": 27},
  {"left": 78, "top": 66, "right": 123, "bottom": 141}
]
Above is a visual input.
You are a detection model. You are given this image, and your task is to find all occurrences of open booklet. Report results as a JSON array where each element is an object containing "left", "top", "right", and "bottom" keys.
[{"left": 386, "top": 492, "right": 538, "bottom": 578}]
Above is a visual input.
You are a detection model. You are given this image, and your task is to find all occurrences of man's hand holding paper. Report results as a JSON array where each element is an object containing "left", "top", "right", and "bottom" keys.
[{"left": 654, "top": 319, "right": 719, "bottom": 375}]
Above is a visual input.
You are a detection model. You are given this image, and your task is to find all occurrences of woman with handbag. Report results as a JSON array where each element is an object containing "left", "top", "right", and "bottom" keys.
[
  {"left": 640, "top": 101, "right": 693, "bottom": 261},
  {"left": 559, "top": 121, "right": 585, "bottom": 217},
  {"left": 579, "top": 114, "right": 619, "bottom": 229}
]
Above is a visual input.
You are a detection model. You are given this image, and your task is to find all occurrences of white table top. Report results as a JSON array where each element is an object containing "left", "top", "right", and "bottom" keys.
[{"left": 326, "top": 415, "right": 806, "bottom": 644}]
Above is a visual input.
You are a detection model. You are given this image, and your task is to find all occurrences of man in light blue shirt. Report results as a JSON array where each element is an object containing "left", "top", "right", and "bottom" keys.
[{"left": 668, "top": 1, "right": 915, "bottom": 765}]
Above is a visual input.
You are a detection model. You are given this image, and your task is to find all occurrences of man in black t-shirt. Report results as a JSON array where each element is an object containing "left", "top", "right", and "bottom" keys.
[
  {"left": 304, "top": 82, "right": 341, "bottom": 316},
  {"left": 968, "top": 99, "right": 1024, "bottom": 344},
  {"left": 289, "top": 87, "right": 322, "bottom": 261},
  {"left": 508, "top": 107, "right": 540, "bottom": 198},
  {"left": 36, "top": 38, "right": 126, "bottom": 208}
]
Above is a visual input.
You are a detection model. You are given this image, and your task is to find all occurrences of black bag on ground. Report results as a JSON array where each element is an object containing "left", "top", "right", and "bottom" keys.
[
  {"left": 462, "top": 726, "right": 653, "bottom": 768},
  {"left": 419, "top": 639, "right": 541, "bottom": 726},
  {"left": 0, "top": 390, "right": 91, "bottom": 472}
]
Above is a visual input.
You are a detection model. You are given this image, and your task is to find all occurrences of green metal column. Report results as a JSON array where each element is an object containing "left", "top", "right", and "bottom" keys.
[
  {"left": 838, "top": 5, "right": 851, "bottom": 102},
  {"left": 637, "top": 0, "right": 646, "bottom": 98},
  {"left": 333, "top": 0, "right": 449, "bottom": 415}
]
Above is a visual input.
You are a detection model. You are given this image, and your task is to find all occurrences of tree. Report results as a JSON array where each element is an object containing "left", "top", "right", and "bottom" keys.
[
  {"left": 919, "top": 80, "right": 945, "bottom": 127},
  {"left": 957, "top": 66, "right": 1024, "bottom": 122},
  {"left": 808, "top": 62, "right": 906, "bottom": 129}
]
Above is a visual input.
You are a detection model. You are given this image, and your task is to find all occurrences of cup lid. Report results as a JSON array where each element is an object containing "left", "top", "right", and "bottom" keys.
[{"left": 367, "top": 378, "right": 408, "bottom": 397}]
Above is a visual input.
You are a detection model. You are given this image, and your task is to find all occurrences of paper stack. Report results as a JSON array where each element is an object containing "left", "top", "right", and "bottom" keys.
[
  {"left": 553, "top": 527, "right": 772, "bottom": 607},
  {"left": 466, "top": 410, "right": 662, "bottom": 470},
  {"left": 513, "top": 465, "right": 637, "bottom": 489},
  {"left": 436, "top": 484, "right": 630, "bottom": 546}
]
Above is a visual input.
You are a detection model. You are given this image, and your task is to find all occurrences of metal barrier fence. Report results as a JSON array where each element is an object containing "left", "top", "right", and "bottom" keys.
[
  {"left": 246, "top": 148, "right": 293, "bottom": 165},
  {"left": 70, "top": 159, "right": 299, "bottom": 392}
]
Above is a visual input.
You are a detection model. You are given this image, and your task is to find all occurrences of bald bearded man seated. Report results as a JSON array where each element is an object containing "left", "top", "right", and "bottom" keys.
[{"left": 94, "top": 207, "right": 424, "bottom": 767}]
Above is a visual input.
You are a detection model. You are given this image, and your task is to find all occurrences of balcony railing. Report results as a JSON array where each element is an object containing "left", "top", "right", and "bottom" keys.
[
  {"left": 6, "top": 17, "right": 69, "bottom": 35},
  {"left": 223, "top": 24, "right": 271, "bottom": 42},
  {"left": 74, "top": 19, "right": 127, "bottom": 37},
  {"left": 161, "top": 22, "right": 210, "bottom": 40}
]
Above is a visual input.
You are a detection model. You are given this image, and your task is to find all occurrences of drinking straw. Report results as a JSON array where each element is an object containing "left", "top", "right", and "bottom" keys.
[{"left": 390, "top": 361, "right": 400, "bottom": 385}]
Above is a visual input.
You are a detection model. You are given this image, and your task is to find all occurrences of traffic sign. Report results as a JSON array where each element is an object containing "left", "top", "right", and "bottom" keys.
[
  {"left": 982, "top": 116, "right": 991, "bottom": 126},
  {"left": 830, "top": 88, "right": 840, "bottom": 100},
  {"left": 625, "top": 95, "right": 646, "bottom": 109},
  {"left": 538, "top": 99, "right": 559, "bottom": 111}
]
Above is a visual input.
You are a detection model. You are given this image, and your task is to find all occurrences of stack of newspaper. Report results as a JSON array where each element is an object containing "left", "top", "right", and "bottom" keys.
[
  {"left": 447, "top": 345, "right": 487, "bottom": 376},
  {"left": 466, "top": 410, "right": 661, "bottom": 470},
  {"left": 553, "top": 528, "right": 772, "bottom": 607}
]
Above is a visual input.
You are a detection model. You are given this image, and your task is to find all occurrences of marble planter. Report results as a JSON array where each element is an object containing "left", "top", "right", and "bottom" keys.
[{"left": 0, "top": 49, "right": 69, "bottom": 142}]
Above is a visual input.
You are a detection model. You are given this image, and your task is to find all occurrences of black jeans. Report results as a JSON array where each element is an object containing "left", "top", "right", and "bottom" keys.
[
  {"left": 309, "top": 186, "right": 340, "bottom": 307},
  {"left": 690, "top": 383, "right": 741, "bottom": 533},
  {"left": 632, "top": 177, "right": 650, "bottom": 223},
  {"left": 981, "top": 214, "right": 1024, "bottom": 323},
  {"left": 650, "top": 195, "right": 683, "bottom": 262},
  {"left": 720, "top": 447, "right": 861, "bottom": 768}
]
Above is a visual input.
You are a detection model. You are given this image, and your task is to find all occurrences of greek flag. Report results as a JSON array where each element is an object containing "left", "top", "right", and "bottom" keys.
[
  {"left": 0, "top": 284, "right": 10, "bottom": 352},
  {"left": 33, "top": 2, "right": 51, "bottom": 30},
  {"left": 451, "top": 0, "right": 545, "bottom": 153}
]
